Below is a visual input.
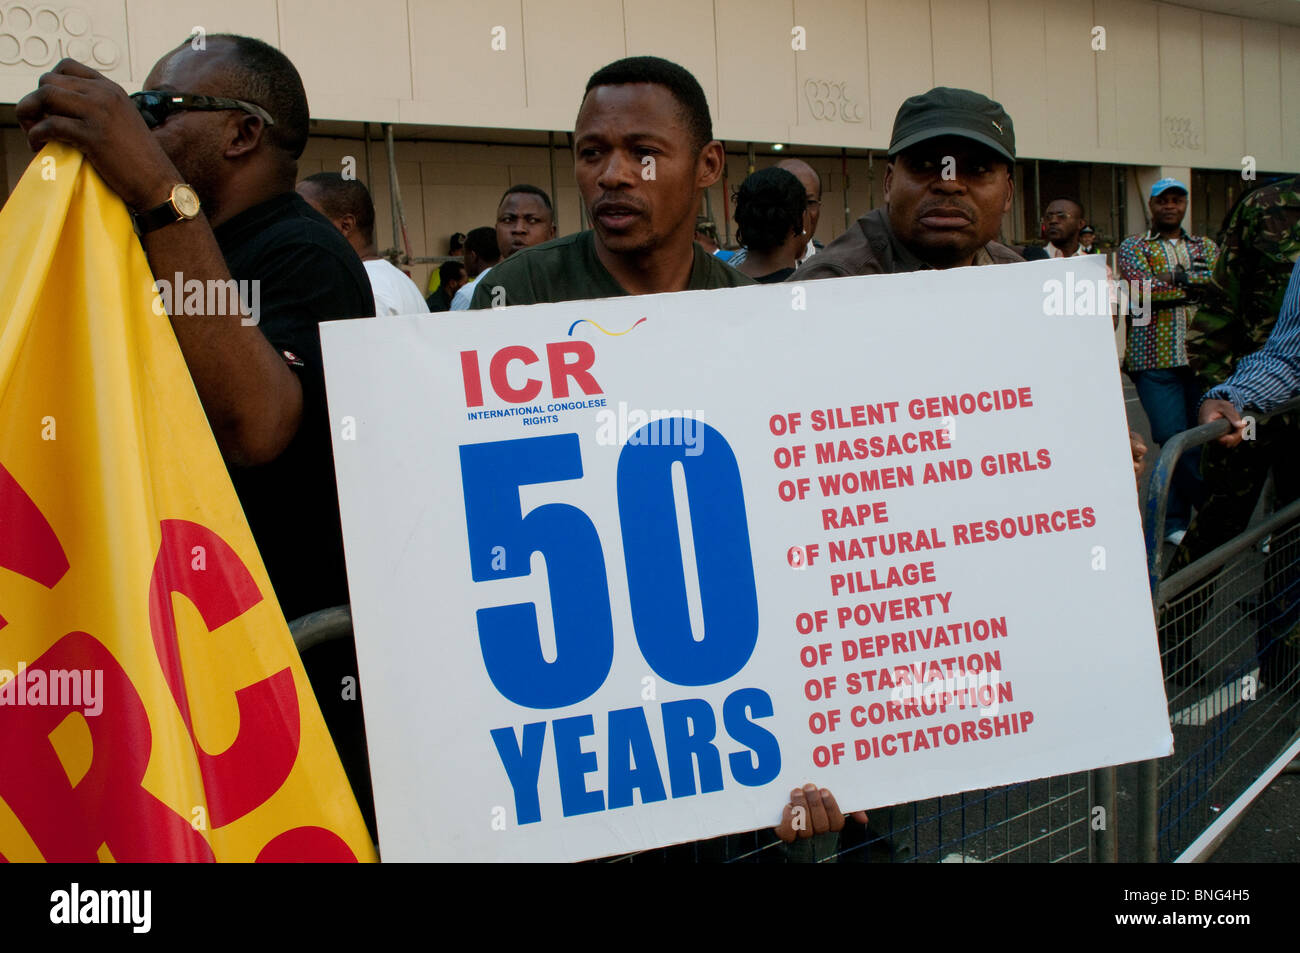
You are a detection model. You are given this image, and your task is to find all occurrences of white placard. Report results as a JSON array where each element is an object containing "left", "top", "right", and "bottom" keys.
[{"left": 322, "top": 255, "right": 1172, "bottom": 862}]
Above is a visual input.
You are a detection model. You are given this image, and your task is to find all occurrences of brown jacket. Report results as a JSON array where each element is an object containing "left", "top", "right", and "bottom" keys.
[{"left": 791, "top": 208, "right": 1023, "bottom": 281}]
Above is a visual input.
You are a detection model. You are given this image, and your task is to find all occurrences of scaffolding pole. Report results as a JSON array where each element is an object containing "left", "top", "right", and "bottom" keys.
[
  {"left": 1033, "top": 158, "right": 1041, "bottom": 230},
  {"left": 568, "top": 131, "right": 587, "bottom": 231},
  {"left": 363, "top": 122, "right": 374, "bottom": 191},
  {"left": 382, "top": 123, "right": 411, "bottom": 260},
  {"left": 548, "top": 130, "right": 559, "bottom": 233},
  {"left": 842, "top": 147, "right": 850, "bottom": 229},
  {"left": 721, "top": 145, "right": 732, "bottom": 246}
]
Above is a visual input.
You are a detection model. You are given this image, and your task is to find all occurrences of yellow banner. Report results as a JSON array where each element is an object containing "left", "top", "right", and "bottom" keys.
[{"left": 0, "top": 145, "right": 376, "bottom": 862}]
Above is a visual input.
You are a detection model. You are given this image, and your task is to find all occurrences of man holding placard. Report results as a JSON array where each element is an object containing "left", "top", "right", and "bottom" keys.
[
  {"left": 792, "top": 87, "right": 1023, "bottom": 280},
  {"left": 792, "top": 88, "right": 1147, "bottom": 484},
  {"left": 468, "top": 55, "right": 863, "bottom": 852},
  {"left": 469, "top": 56, "right": 753, "bottom": 310}
]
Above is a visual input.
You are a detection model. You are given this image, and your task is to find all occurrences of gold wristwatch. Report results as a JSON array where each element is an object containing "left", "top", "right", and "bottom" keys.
[{"left": 132, "top": 183, "right": 201, "bottom": 235}]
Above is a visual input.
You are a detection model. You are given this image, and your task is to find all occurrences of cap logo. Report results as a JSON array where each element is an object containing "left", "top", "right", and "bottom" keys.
[{"left": 991, "top": 120, "right": 1004, "bottom": 134}]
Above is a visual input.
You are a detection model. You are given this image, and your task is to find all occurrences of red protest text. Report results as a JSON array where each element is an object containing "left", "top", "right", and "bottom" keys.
[{"left": 460, "top": 341, "right": 602, "bottom": 407}]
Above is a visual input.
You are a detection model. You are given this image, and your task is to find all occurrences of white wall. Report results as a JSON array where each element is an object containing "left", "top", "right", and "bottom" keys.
[{"left": 0, "top": 0, "right": 1297, "bottom": 170}]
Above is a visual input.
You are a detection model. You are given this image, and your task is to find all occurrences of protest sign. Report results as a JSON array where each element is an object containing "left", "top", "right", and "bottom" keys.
[{"left": 322, "top": 254, "right": 1172, "bottom": 862}]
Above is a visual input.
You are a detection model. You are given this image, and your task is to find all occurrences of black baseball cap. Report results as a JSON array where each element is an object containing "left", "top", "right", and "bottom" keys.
[{"left": 888, "top": 87, "right": 1016, "bottom": 164}]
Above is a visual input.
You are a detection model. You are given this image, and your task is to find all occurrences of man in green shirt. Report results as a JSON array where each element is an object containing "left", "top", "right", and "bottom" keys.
[
  {"left": 470, "top": 56, "right": 752, "bottom": 309},
  {"left": 470, "top": 55, "right": 861, "bottom": 859}
]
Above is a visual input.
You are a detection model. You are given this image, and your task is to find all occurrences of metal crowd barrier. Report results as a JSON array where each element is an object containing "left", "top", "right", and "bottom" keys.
[
  {"left": 288, "top": 604, "right": 354, "bottom": 655},
  {"left": 1136, "top": 396, "right": 1300, "bottom": 862},
  {"left": 598, "top": 771, "right": 1097, "bottom": 863}
]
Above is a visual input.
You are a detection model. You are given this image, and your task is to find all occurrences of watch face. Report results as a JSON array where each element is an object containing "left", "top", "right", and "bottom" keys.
[{"left": 172, "top": 185, "right": 201, "bottom": 218}]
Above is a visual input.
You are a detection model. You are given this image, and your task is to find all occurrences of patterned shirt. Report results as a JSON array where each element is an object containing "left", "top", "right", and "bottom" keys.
[
  {"left": 1203, "top": 257, "right": 1300, "bottom": 413},
  {"left": 1118, "top": 229, "right": 1220, "bottom": 372}
]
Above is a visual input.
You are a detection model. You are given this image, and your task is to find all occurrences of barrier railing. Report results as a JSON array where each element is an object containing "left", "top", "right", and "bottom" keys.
[
  {"left": 288, "top": 604, "right": 353, "bottom": 654},
  {"left": 598, "top": 772, "right": 1098, "bottom": 863},
  {"left": 1136, "top": 397, "right": 1300, "bottom": 862}
]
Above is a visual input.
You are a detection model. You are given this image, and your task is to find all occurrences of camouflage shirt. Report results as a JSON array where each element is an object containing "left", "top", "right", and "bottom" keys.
[{"left": 1186, "top": 175, "right": 1300, "bottom": 391}]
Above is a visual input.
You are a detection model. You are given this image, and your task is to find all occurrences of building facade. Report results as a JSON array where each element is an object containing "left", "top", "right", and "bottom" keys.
[{"left": 1, "top": 0, "right": 1297, "bottom": 287}]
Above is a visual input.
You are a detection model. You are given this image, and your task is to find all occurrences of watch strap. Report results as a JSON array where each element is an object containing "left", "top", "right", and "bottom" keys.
[{"left": 132, "top": 186, "right": 197, "bottom": 236}]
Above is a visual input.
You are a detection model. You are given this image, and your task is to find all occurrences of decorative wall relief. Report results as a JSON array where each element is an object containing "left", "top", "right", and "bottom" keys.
[
  {"left": 803, "top": 79, "right": 865, "bottom": 123},
  {"left": 1164, "top": 115, "right": 1201, "bottom": 150},
  {"left": 0, "top": 5, "right": 120, "bottom": 69}
]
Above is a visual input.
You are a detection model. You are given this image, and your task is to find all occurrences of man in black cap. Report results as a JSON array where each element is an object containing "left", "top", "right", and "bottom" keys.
[{"left": 793, "top": 87, "right": 1021, "bottom": 279}]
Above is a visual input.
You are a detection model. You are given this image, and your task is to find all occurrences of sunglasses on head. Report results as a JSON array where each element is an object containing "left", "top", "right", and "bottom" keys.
[{"left": 130, "top": 91, "right": 276, "bottom": 129}]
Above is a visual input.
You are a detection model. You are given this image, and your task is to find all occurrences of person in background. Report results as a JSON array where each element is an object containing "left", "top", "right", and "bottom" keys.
[
  {"left": 733, "top": 166, "right": 808, "bottom": 283},
  {"left": 694, "top": 217, "right": 734, "bottom": 261},
  {"left": 427, "top": 231, "right": 468, "bottom": 297},
  {"left": 450, "top": 225, "right": 501, "bottom": 310},
  {"left": 1042, "top": 197, "right": 1089, "bottom": 258},
  {"left": 1172, "top": 177, "right": 1300, "bottom": 690},
  {"left": 1079, "top": 225, "right": 1097, "bottom": 252},
  {"left": 1118, "top": 177, "right": 1220, "bottom": 545},
  {"left": 730, "top": 157, "right": 823, "bottom": 269},
  {"left": 779, "top": 157, "right": 823, "bottom": 264},
  {"left": 1199, "top": 257, "right": 1300, "bottom": 431},
  {"left": 495, "top": 184, "right": 556, "bottom": 260},
  {"left": 427, "top": 259, "right": 467, "bottom": 312},
  {"left": 1042, "top": 198, "right": 1115, "bottom": 320},
  {"left": 1188, "top": 173, "right": 1300, "bottom": 429},
  {"left": 297, "top": 172, "right": 428, "bottom": 316}
]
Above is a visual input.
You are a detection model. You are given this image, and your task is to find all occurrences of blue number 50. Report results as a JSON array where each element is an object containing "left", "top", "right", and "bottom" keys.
[
  {"left": 460, "top": 421, "right": 758, "bottom": 709},
  {"left": 460, "top": 434, "right": 614, "bottom": 708}
]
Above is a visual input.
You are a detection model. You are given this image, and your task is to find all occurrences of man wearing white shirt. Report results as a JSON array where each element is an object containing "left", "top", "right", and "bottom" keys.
[
  {"left": 297, "top": 172, "right": 429, "bottom": 316},
  {"left": 1042, "top": 197, "right": 1089, "bottom": 258}
]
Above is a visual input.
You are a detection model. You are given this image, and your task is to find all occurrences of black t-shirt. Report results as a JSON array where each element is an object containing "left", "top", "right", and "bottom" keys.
[
  {"left": 426, "top": 286, "right": 453, "bottom": 312},
  {"left": 213, "top": 193, "right": 376, "bottom": 621},
  {"left": 755, "top": 267, "right": 796, "bottom": 284},
  {"left": 468, "top": 229, "right": 755, "bottom": 308}
]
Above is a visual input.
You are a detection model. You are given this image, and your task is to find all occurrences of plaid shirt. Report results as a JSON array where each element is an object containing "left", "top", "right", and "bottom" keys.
[{"left": 1118, "top": 229, "right": 1220, "bottom": 372}]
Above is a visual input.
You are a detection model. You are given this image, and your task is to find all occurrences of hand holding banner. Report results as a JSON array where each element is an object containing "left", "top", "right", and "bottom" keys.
[{"left": 0, "top": 145, "right": 374, "bottom": 862}]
